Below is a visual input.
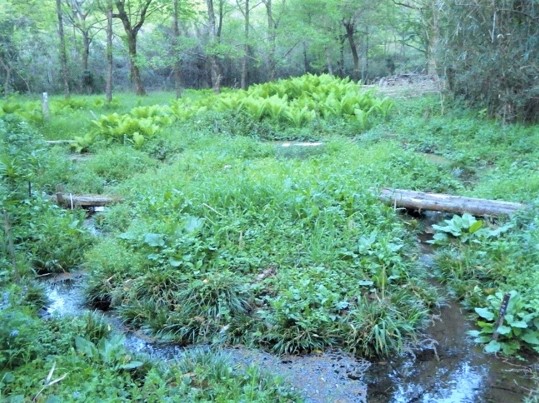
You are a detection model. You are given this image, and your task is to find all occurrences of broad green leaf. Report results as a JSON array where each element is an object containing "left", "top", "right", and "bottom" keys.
[
  {"left": 475, "top": 307, "right": 495, "bottom": 321},
  {"left": 468, "top": 220, "right": 483, "bottom": 234},
  {"left": 358, "top": 280, "right": 374, "bottom": 286},
  {"left": 521, "top": 332, "right": 539, "bottom": 345},
  {"left": 484, "top": 340, "right": 501, "bottom": 353},
  {"left": 496, "top": 325, "right": 511, "bottom": 335},
  {"left": 169, "top": 258, "right": 182, "bottom": 267},
  {"left": 184, "top": 216, "right": 204, "bottom": 234},
  {"left": 75, "top": 336, "right": 96, "bottom": 358},
  {"left": 143, "top": 233, "right": 165, "bottom": 247}
]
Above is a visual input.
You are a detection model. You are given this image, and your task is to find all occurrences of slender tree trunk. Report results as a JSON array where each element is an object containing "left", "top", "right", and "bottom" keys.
[
  {"left": 240, "top": 0, "right": 250, "bottom": 89},
  {"left": 206, "top": 0, "right": 222, "bottom": 93},
  {"left": 105, "top": 0, "right": 113, "bottom": 103},
  {"left": 339, "top": 35, "right": 345, "bottom": 77},
  {"left": 343, "top": 19, "right": 360, "bottom": 81},
  {"left": 325, "top": 47, "right": 333, "bottom": 75},
  {"left": 126, "top": 33, "right": 145, "bottom": 96},
  {"left": 173, "top": 0, "right": 182, "bottom": 98},
  {"left": 302, "top": 41, "right": 309, "bottom": 73},
  {"left": 427, "top": 0, "right": 439, "bottom": 75},
  {"left": 56, "top": 0, "right": 70, "bottom": 98},
  {"left": 82, "top": 30, "right": 90, "bottom": 71},
  {"left": 0, "top": 58, "right": 11, "bottom": 96},
  {"left": 114, "top": 0, "right": 151, "bottom": 96},
  {"left": 264, "top": 0, "right": 276, "bottom": 81},
  {"left": 362, "top": 27, "right": 369, "bottom": 82}
]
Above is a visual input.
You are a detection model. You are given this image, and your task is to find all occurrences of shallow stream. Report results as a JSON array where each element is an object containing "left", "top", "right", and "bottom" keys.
[{"left": 41, "top": 213, "right": 537, "bottom": 402}]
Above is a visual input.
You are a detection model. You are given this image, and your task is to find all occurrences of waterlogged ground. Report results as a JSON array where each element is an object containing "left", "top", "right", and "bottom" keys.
[
  {"left": 41, "top": 216, "right": 537, "bottom": 403},
  {"left": 43, "top": 278, "right": 370, "bottom": 403},
  {"left": 366, "top": 255, "right": 536, "bottom": 402}
]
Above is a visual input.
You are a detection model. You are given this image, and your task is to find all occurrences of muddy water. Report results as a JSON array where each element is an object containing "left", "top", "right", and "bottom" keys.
[
  {"left": 41, "top": 213, "right": 537, "bottom": 402},
  {"left": 366, "top": 212, "right": 537, "bottom": 402},
  {"left": 43, "top": 278, "right": 370, "bottom": 403},
  {"left": 366, "top": 298, "right": 536, "bottom": 402}
]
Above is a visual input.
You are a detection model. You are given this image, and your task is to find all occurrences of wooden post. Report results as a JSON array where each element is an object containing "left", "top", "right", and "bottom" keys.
[
  {"left": 2, "top": 210, "right": 18, "bottom": 281},
  {"left": 492, "top": 293, "right": 511, "bottom": 341},
  {"left": 42, "top": 92, "right": 50, "bottom": 121}
]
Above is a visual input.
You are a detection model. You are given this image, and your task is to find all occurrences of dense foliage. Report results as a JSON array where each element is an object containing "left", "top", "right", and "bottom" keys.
[
  {"left": 1, "top": 81, "right": 538, "bottom": 399},
  {"left": 440, "top": 0, "right": 539, "bottom": 122}
]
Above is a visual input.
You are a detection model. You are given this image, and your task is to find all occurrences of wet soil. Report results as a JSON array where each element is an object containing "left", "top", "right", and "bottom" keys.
[
  {"left": 41, "top": 213, "right": 538, "bottom": 402},
  {"left": 42, "top": 277, "right": 370, "bottom": 403},
  {"left": 366, "top": 212, "right": 537, "bottom": 402}
]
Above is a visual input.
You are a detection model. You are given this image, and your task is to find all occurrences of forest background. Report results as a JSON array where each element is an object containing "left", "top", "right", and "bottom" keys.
[{"left": 0, "top": 0, "right": 537, "bottom": 122}]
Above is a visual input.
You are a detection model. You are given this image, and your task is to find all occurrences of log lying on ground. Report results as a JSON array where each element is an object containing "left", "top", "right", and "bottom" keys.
[
  {"left": 379, "top": 188, "right": 526, "bottom": 216},
  {"left": 46, "top": 140, "right": 76, "bottom": 145},
  {"left": 51, "top": 192, "right": 122, "bottom": 208}
]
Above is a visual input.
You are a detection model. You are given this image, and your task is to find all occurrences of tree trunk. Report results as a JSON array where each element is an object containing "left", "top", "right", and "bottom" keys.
[
  {"left": 302, "top": 41, "right": 309, "bottom": 73},
  {"left": 379, "top": 188, "right": 526, "bottom": 216},
  {"left": 105, "top": 0, "right": 113, "bottom": 103},
  {"left": 114, "top": 0, "right": 151, "bottom": 96},
  {"left": 343, "top": 19, "right": 360, "bottom": 81},
  {"left": 82, "top": 30, "right": 90, "bottom": 71},
  {"left": 206, "top": 0, "right": 222, "bottom": 93},
  {"left": 0, "top": 58, "right": 11, "bottom": 96},
  {"left": 126, "top": 33, "right": 145, "bottom": 96},
  {"left": 339, "top": 35, "right": 345, "bottom": 77},
  {"left": 173, "top": 0, "right": 182, "bottom": 98},
  {"left": 240, "top": 0, "right": 250, "bottom": 89},
  {"left": 362, "top": 27, "right": 369, "bottom": 82},
  {"left": 56, "top": 0, "right": 70, "bottom": 98},
  {"left": 426, "top": 0, "right": 439, "bottom": 75},
  {"left": 325, "top": 47, "right": 333, "bottom": 75},
  {"left": 81, "top": 29, "right": 92, "bottom": 94},
  {"left": 264, "top": 0, "right": 276, "bottom": 81}
]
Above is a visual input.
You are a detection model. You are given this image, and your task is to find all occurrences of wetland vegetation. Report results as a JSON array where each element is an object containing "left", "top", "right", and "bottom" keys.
[{"left": 1, "top": 76, "right": 538, "bottom": 401}]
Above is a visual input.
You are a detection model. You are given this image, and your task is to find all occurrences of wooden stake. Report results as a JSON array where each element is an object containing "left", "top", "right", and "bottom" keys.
[
  {"left": 42, "top": 92, "right": 50, "bottom": 121},
  {"left": 492, "top": 293, "right": 511, "bottom": 341}
]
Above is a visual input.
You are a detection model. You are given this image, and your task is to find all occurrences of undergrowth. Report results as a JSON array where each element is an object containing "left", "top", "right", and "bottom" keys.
[{"left": 2, "top": 80, "right": 539, "bottom": 400}]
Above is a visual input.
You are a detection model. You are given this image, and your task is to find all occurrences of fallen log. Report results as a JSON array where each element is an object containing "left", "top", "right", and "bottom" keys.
[
  {"left": 379, "top": 188, "right": 526, "bottom": 216},
  {"left": 46, "top": 140, "right": 76, "bottom": 145},
  {"left": 51, "top": 192, "right": 122, "bottom": 209}
]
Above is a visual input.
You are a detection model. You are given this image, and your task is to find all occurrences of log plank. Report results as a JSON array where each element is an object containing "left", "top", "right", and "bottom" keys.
[
  {"left": 52, "top": 192, "right": 122, "bottom": 208},
  {"left": 379, "top": 188, "right": 526, "bottom": 216}
]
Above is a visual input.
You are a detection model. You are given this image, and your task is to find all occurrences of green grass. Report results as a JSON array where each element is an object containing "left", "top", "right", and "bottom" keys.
[{"left": 2, "top": 81, "right": 539, "bottom": 400}]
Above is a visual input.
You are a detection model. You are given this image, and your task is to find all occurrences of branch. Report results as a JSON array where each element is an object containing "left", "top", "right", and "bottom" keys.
[{"left": 392, "top": 0, "right": 419, "bottom": 10}]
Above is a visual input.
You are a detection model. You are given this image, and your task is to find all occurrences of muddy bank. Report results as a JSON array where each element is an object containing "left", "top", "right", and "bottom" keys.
[
  {"left": 42, "top": 278, "right": 370, "bottom": 403},
  {"left": 365, "top": 213, "right": 537, "bottom": 402},
  {"left": 40, "top": 212, "right": 537, "bottom": 403}
]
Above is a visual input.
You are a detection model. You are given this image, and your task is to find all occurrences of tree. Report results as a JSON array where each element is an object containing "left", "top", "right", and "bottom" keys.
[
  {"left": 105, "top": 0, "right": 113, "bottom": 102},
  {"left": 392, "top": 0, "right": 440, "bottom": 75},
  {"left": 205, "top": 0, "right": 223, "bottom": 93},
  {"left": 56, "top": 0, "right": 70, "bottom": 97},
  {"left": 172, "top": 0, "right": 182, "bottom": 98},
  {"left": 113, "top": 0, "right": 161, "bottom": 95},
  {"left": 236, "top": 0, "right": 254, "bottom": 89},
  {"left": 64, "top": 0, "right": 103, "bottom": 92},
  {"left": 440, "top": 0, "right": 539, "bottom": 122}
]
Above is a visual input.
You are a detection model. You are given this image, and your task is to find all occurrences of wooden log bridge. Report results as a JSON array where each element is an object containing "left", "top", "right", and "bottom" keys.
[
  {"left": 52, "top": 192, "right": 122, "bottom": 209},
  {"left": 379, "top": 188, "right": 526, "bottom": 216}
]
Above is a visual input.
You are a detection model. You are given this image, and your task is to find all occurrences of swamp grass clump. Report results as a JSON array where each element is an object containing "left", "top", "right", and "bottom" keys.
[
  {"left": 86, "top": 133, "right": 452, "bottom": 356},
  {"left": 3, "top": 87, "right": 539, "bottom": 400},
  {"left": 431, "top": 209, "right": 539, "bottom": 355}
]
